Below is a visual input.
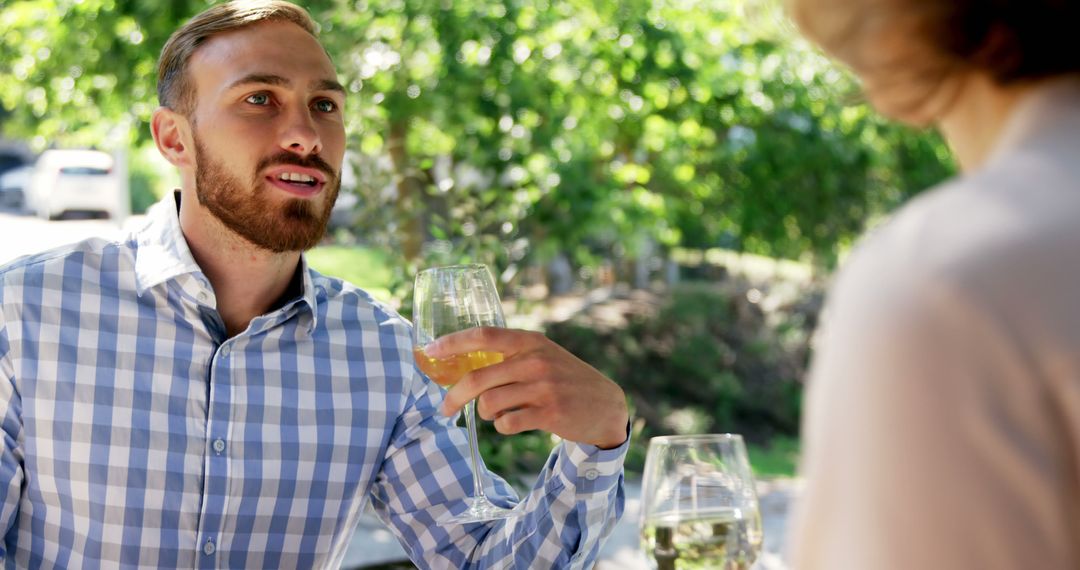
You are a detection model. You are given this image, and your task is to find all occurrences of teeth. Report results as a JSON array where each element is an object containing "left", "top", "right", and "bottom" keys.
[{"left": 278, "top": 172, "right": 316, "bottom": 183}]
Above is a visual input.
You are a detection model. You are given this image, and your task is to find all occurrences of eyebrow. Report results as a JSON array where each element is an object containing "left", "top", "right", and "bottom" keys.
[{"left": 226, "top": 73, "right": 346, "bottom": 95}]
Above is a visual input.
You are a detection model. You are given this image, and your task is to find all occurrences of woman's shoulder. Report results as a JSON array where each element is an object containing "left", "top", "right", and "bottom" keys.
[
  {"left": 826, "top": 147, "right": 1080, "bottom": 359},
  {"left": 847, "top": 147, "right": 1080, "bottom": 290}
]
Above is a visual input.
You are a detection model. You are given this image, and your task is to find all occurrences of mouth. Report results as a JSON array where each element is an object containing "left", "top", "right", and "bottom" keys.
[{"left": 264, "top": 165, "right": 330, "bottom": 197}]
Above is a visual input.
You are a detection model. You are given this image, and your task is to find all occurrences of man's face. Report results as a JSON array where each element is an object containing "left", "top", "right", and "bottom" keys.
[{"left": 185, "top": 20, "right": 346, "bottom": 252}]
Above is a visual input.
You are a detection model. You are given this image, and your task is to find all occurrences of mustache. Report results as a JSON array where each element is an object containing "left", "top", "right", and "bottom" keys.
[{"left": 256, "top": 152, "right": 337, "bottom": 182}]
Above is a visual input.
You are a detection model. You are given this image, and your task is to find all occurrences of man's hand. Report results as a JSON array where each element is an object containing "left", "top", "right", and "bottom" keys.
[{"left": 424, "top": 327, "right": 630, "bottom": 450}]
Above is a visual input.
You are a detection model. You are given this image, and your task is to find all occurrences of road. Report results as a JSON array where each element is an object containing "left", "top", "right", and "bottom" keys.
[{"left": 0, "top": 209, "right": 141, "bottom": 266}]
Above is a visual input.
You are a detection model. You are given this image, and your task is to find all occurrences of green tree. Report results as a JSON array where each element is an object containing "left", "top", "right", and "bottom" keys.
[
  {"left": 0, "top": 0, "right": 206, "bottom": 148},
  {"left": 0, "top": 0, "right": 954, "bottom": 292}
]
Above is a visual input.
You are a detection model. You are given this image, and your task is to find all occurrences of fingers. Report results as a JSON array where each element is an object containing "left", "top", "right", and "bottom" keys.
[
  {"left": 426, "top": 327, "right": 630, "bottom": 448},
  {"left": 440, "top": 351, "right": 532, "bottom": 416},
  {"left": 424, "top": 327, "right": 545, "bottom": 359},
  {"left": 439, "top": 363, "right": 495, "bottom": 416},
  {"left": 476, "top": 386, "right": 551, "bottom": 436},
  {"left": 475, "top": 382, "right": 534, "bottom": 422},
  {"left": 492, "top": 407, "right": 542, "bottom": 435}
]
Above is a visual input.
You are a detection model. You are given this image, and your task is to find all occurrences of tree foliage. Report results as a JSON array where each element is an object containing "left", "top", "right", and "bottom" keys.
[{"left": 0, "top": 0, "right": 954, "bottom": 292}]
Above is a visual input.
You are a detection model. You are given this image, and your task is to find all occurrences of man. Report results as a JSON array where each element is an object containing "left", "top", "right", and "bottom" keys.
[{"left": 0, "top": 1, "right": 630, "bottom": 567}]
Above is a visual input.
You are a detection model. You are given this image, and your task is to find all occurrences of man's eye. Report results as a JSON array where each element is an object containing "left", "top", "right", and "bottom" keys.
[
  {"left": 314, "top": 99, "right": 337, "bottom": 113},
  {"left": 245, "top": 93, "right": 271, "bottom": 105}
]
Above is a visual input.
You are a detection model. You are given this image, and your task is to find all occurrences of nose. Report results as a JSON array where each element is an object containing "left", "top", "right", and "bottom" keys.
[{"left": 280, "top": 106, "right": 322, "bottom": 156}]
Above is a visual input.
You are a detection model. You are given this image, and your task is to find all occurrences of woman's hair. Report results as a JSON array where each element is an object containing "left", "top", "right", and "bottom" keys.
[
  {"left": 157, "top": 0, "right": 319, "bottom": 116},
  {"left": 794, "top": 0, "right": 1080, "bottom": 82},
  {"left": 790, "top": 0, "right": 1080, "bottom": 119}
]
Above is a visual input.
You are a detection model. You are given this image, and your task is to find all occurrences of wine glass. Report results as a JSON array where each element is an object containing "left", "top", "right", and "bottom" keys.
[
  {"left": 412, "top": 264, "right": 521, "bottom": 523},
  {"left": 639, "top": 434, "right": 763, "bottom": 570}
]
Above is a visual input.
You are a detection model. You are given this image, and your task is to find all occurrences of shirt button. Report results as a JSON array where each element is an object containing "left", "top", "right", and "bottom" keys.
[
  {"left": 213, "top": 438, "right": 226, "bottom": 454},
  {"left": 584, "top": 469, "right": 600, "bottom": 481},
  {"left": 203, "top": 539, "right": 216, "bottom": 555},
  {"left": 219, "top": 346, "right": 231, "bottom": 358},
  {"left": 197, "top": 291, "right": 208, "bottom": 303}
]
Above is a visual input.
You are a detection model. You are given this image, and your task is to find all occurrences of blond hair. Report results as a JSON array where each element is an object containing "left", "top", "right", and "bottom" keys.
[
  {"left": 793, "top": 0, "right": 1080, "bottom": 83},
  {"left": 789, "top": 0, "right": 1080, "bottom": 119},
  {"left": 157, "top": 0, "right": 319, "bottom": 115}
]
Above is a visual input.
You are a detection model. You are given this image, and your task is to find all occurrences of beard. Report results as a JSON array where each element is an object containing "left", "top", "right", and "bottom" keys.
[{"left": 192, "top": 131, "right": 340, "bottom": 253}]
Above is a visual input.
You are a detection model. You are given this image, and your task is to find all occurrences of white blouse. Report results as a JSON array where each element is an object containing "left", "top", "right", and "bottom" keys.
[{"left": 790, "top": 78, "right": 1080, "bottom": 569}]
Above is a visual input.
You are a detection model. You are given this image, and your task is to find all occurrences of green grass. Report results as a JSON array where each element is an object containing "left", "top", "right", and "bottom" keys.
[
  {"left": 747, "top": 436, "right": 800, "bottom": 478},
  {"left": 306, "top": 245, "right": 395, "bottom": 301}
]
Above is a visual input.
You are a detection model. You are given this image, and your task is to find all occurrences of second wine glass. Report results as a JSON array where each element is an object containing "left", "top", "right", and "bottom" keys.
[
  {"left": 412, "top": 264, "right": 521, "bottom": 523},
  {"left": 639, "top": 434, "right": 763, "bottom": 569}
]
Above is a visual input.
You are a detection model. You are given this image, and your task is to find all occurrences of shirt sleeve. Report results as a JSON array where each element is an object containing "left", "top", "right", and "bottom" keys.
[
  {"left": 0, "top": 310, "right": 24, "bottom": 561},
  {"left": 369, "top": 364, "right": 628, "bottom": 569},
  {"left": 789, "top": 267, "right": 1079, "bottom": 569}
]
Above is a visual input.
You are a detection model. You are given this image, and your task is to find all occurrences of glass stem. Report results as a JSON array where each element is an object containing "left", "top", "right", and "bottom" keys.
[{"left": 464, "top": 399, "right": 488, "bottom": 502}]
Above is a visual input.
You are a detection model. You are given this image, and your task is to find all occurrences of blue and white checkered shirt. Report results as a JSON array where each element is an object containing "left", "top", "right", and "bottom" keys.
[{"left": 0, "top": 195, "right": 627, "bottom": 568}]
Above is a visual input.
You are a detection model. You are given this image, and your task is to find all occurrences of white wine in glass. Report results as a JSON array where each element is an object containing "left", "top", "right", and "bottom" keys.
[
  {"left": 639, "top": 434, "right": 763, "bottom": 570},
  {"left": 412, "top": 264, "right": 521, "bottom": 523}
]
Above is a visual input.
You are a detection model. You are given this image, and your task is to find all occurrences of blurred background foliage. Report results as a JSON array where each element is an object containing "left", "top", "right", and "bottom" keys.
[
  {"left": 0, "top": 0, "right": 954, "bottom": 273},
  {"left": 0, "top": 0, "right": 955, "bottom": 476}
]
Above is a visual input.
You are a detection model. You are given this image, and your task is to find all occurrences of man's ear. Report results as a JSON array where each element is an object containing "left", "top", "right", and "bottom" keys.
[{"left": 151, "top": 106, "right": 194, "bottom": 169}]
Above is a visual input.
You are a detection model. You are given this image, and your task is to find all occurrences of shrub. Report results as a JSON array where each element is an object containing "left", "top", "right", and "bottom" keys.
[
  {"left": 545, "top": 281, "right": 817, "bottom": 471},
  {"left": 475, "top": 280, "right": 819, "bottom": 478}
]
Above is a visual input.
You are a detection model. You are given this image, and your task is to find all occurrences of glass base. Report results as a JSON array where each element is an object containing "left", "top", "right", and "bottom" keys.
[{"left": 442, "top": 496, "right": 522, "bottom": 524}]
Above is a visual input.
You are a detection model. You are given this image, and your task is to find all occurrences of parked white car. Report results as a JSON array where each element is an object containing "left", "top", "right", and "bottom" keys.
[
  {"left": 0, "top": 165, "right": 32, "bottom": 210},
  {"left": 27, "top": 149, "right": 129, "bottom": 221}
]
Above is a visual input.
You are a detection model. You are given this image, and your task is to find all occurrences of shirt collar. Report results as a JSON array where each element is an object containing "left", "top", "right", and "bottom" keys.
[
  {"left": 133, "top": 191, "right": 320, "bottom": 330},
  {"left": 133, "top": 191, "right": 204, "bottom": 296},
  {"left": 292, "top": 254, "right": 320, "bottom": 333}
]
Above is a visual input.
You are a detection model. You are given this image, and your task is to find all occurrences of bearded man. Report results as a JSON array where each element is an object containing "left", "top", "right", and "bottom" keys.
[{"left": 0, "top": 1, "right": 630, "bottom": 567}]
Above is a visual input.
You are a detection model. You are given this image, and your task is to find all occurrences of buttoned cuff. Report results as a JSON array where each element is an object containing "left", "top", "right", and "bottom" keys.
[{"left": 555, "top": 421, "right": 631, "bottom": 496}]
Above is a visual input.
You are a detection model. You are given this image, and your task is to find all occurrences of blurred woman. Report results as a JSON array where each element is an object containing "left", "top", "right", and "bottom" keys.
[{"left": 787, "top": 2, "right": 1080, "bottom": 568}]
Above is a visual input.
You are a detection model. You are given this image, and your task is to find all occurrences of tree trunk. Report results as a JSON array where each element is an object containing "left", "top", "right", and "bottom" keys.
[{"left": 387, "top": 118, "right": 423, "bottom": 261}]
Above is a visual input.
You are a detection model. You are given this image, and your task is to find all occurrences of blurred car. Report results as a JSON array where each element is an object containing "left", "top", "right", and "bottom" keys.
[
  {"left": 328, "top": 151, "right": 360, "bottom": 230},
  {"left": 27, "top": 149, "right": 128, "bottom": 221},
  {"left": 0, "top": 165, "right": 32, "bottom": 210}
]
